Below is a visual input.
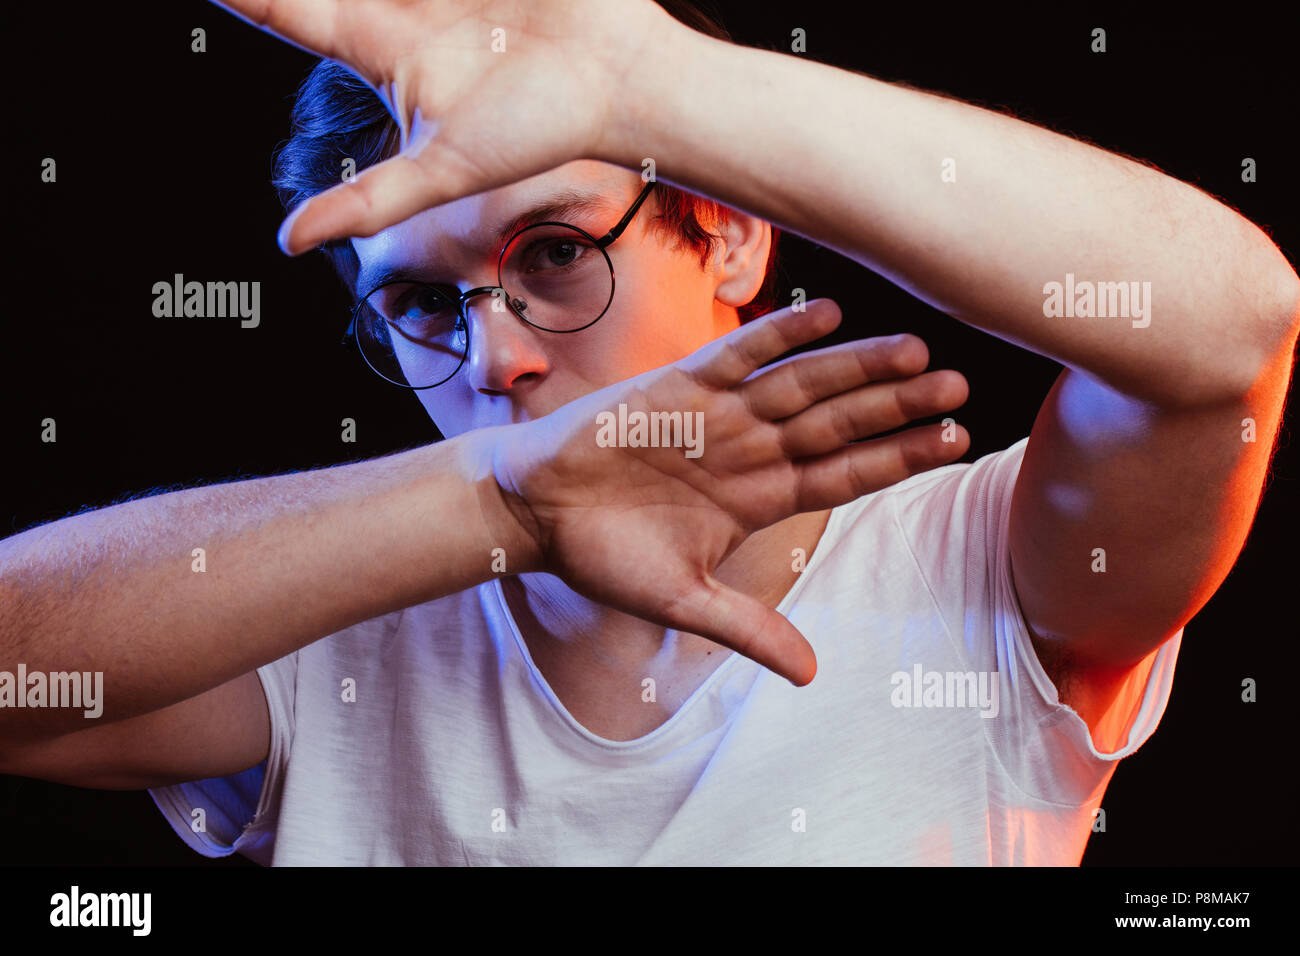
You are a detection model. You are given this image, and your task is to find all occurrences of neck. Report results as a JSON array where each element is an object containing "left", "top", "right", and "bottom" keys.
[{"left": 501, "top": 509, "right": 833, "bottom": 687}]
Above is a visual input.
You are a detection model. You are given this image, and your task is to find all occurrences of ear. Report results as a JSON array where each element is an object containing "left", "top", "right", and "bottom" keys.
[{"left": 710, "top": 208, "right": 772, "bottom": 309}]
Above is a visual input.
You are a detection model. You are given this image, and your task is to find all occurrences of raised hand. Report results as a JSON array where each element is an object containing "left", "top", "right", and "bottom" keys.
[
  {"left": 488, "top": 299, "right": 970, "bottom": 685},
  {"left": 213, "top": 0, "right": 664, "bottom": 253}
]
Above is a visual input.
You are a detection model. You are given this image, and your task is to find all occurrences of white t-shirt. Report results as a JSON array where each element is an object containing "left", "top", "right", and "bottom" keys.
[{"left": 149, "top": 437, "right": 1181, "bottom": 865}]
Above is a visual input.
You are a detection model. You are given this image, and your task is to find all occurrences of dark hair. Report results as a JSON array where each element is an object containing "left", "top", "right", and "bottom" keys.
[{"left": 271, "top": 0, "right": 780, "bottom": 322}]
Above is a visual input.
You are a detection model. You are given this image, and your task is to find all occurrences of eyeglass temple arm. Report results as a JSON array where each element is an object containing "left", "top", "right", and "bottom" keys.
[{"left": 597, "top": 179, "right": 657, "bottom": 247}]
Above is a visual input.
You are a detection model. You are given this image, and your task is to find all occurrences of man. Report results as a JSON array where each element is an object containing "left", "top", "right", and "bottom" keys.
[{"left": 1, "top": 0, "right": 1295, "bottom": 865}]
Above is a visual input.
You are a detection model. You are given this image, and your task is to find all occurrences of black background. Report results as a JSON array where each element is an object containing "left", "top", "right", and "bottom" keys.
[{"left": 2, "top": 2, "right": 1296, "bottom": 866}]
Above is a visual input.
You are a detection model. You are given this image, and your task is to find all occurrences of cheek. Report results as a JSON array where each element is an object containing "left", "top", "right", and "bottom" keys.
[
  {"left": 416, "top": 386, "right": 475, "bottom": 437},
  {"left": 595, "top": 254, "right": 718, "bottom": 371}
]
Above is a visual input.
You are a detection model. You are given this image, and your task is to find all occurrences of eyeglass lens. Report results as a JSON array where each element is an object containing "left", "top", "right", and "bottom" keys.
[{"left": 354, "top": 223, "right": 614, "bottom": 388}]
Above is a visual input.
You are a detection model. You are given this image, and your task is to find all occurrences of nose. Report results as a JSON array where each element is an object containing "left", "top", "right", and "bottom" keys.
[{"left": 461, "top": 288, "right": 549, "bottom": 395}]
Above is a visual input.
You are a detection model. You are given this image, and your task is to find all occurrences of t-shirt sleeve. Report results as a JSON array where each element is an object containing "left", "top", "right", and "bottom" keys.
[
  {"left": 891, "top": 437, "right": 1182, "bottom": 807},
  {"left": 147, "top": 651, "right": 298, "bottom": 865}
]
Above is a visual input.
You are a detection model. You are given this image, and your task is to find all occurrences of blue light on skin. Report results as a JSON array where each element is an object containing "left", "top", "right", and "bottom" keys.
[{"left": 350, "top": 159, "right": 772, "bottom": 436}]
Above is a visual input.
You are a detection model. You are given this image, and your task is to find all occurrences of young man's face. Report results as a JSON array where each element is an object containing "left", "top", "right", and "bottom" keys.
[{"left": 351, "top": 160, "right": 770, "bottom": 437}]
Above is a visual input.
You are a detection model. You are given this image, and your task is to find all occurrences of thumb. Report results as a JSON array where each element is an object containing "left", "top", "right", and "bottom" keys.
[
  {"left": 667, "top": 578, "right": 818, "bottom": 686},
  {"left": 277, "top": 138, "right": 481, "bottom": 255}
]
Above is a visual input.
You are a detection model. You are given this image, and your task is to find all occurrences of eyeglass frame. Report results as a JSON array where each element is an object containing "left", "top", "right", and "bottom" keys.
[{"left": 342, "top": 178, "right": 659, "bottom": 389}]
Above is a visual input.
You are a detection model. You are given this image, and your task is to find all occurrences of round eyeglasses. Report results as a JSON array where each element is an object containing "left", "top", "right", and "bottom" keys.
[{"left": 343, "top": 180, "right": 657, "bottom": 389}]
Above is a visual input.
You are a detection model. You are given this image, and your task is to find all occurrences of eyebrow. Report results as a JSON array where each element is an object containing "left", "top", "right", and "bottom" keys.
[{"left": 355, "top": 188, "right": 621, "bottom": 294}]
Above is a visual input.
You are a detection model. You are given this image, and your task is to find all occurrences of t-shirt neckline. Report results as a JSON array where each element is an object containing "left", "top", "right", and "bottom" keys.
[{"left": 486, "top": 501, "right": 853, "bottom": 752}]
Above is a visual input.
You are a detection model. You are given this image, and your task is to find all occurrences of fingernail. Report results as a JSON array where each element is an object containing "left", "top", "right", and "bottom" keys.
[{"left": 277, "top": 207, "right": 304, "bottom": 256}]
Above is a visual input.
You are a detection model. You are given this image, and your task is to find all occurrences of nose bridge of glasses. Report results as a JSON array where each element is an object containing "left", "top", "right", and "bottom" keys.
[
  {"left": 459, "top": 284, "right": 502, "bottom": 311},
  {"left": 459, "top": 283, "right": 522, "bottom": 326}
]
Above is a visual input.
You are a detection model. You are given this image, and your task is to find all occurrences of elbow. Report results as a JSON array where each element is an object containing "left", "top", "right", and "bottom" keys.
[
  {"left": 1219, "top": 243, "right": 1300, "bottom": 406},
  {"left": 1265, "top": 259, "right": 1300, "bottom": 349},
  {"left": 1253, "top": 232, "right": 1300, "bottom": 354}
]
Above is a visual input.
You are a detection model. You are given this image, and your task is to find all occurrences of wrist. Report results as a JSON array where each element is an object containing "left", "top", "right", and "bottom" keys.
[
  {"left": 450, "top": 425, "right": 546, "bottom": 580},
  {"left": 590, "top": 2, "right": 717, "bottom": 170}
]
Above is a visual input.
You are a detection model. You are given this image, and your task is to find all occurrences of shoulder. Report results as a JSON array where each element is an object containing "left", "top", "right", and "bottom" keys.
[{"left": 837, "top": 438, "right": 1030, "bottom": 563}]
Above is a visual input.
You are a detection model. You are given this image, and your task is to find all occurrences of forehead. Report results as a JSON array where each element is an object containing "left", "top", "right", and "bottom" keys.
[{"left": 352, "top": 160, "right": 639, "bottom": 287}]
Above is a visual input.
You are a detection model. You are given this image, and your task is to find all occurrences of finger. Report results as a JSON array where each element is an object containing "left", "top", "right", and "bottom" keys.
[
  {"left": 278, "top": 140, "right": 481, "bottom": 254},
  {"left": 741, "top": 333, "right": 931, "bottom": 421},
  {"left": 792, "top": 421, "right": 971, "bottom": 512},
  {"left": 778, "top": 369, "right": 969, "bottom": 459},
  {"left": 665, "top": 578, "right": 818, "bottom": 686},
  {"left": 210, "top": 0, "right": 346, "bottom": 61},
  {"left": 678, "top": 299, "right": 843, "bottom": 389}
]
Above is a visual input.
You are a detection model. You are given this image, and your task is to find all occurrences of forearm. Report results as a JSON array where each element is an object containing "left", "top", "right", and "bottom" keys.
[
  {"left": 0, "top": 427, "right": 531, "bottom": 740},
  {"left": 610, "top": 16, "right": 1299, "bottom": 406}
]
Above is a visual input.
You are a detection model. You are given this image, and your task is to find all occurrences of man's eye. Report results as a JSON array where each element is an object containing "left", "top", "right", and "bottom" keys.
[
  {"left": 384, "top": 286, "right": 462, "bottom": 338},
  {"left": 526, "top": 238, "right": 593, "bottom": 271},
  {"left": 546, "top": 240, "right": 579, "bottom": 266},
  {"left": 392, "top": 286, "right": 449, "bottom": 317},
  {"left": 407, "top": 287, "right": 457, "bottom": 315}
]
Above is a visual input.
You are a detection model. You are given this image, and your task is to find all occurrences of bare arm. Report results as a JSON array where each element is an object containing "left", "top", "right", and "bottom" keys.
[
  {"left": 612, "top": 18, "right": 1300, "bottom": 726},
  {"left": 0, "top": 431, "right": 528, "bottom": 787},
  {"left": 2, "top": 305, "right": 973, "bottom": 783},
  {"left": 0, "top": 425, "right": 530, "bottom": 745},
  {"left": 595, "top": 8, "right": 1298, "bottom": 729},
  {"left": 1, "top": 672, "right": 270, "bottom": 790},
  {"left": 607, "top": 16, "right": 1296, "bottom": 407}
]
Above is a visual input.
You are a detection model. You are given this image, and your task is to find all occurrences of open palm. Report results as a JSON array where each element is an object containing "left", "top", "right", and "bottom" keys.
[
  {"left": 215, "top": 0, "right": 660, "bottom": 252},
  {"left": 491, "top": 300, "right": 970, "bottom": 685}
]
